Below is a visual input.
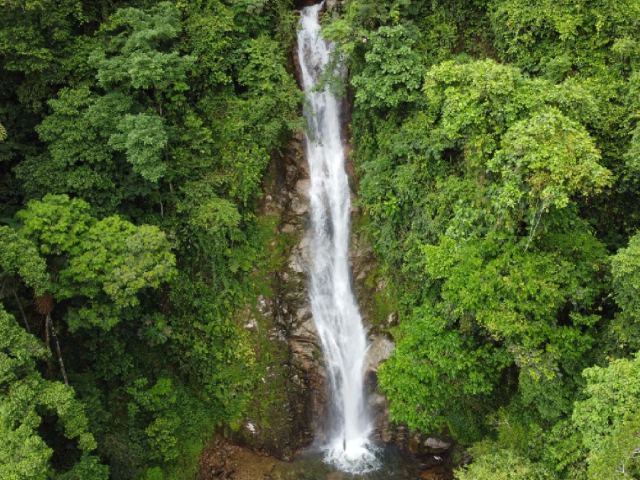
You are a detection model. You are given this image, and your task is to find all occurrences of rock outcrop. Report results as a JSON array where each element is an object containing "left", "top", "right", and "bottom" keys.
[
  {"left": 229, "top": 2, "right": 452, "bottom": 461},
  {"left": 229, "top": 130, "right": 328, "bottom": 459},
  {"left": 232, "top": 127, "right": 451, "bottom": 460}
]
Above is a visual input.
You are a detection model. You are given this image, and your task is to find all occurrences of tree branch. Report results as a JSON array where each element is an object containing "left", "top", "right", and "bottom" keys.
[
  {"left": 47, "top": 313, "right": 69, "bottom": 386},
  {"left": 12, "top": 289, "right": 30, "bottom": 333}
]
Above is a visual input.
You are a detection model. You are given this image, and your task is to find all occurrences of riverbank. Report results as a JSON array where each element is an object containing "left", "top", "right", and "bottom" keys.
[{"left": 197, "top": 436, "right": 453, "bottom": 480}]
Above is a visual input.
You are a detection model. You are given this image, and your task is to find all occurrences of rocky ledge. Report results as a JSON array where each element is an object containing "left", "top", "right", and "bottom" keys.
[{"left": 223, "top": 125, "right": 452, "bottom": 464}]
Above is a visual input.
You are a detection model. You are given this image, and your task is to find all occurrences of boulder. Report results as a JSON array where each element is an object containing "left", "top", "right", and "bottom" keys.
[
  {"left": 425, "top": 437, "right": 452, "bottom": 452},
  {"left": 364, "top": 335, "right": 395, "bottom": 374}
]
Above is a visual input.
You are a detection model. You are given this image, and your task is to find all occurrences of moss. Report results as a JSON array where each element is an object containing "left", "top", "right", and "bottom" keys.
[
  {"left": 351, "top": 209, "right": 401, "bottom": 332},
  {"left": 237, "top": 305, "right": 303, "bottom": 455},
  {"left": 228, "top": 206, "right": 309, "bottom": 456}
]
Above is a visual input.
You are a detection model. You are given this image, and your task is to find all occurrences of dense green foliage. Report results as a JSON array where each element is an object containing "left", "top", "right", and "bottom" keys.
[
  {"left": 1, "top": 0, "right": 300, "bottom": 477},
  {"left": 324, "top": 0, "right": 640, "bottom": 477},
  {"left": 0, "top": 305, "right": 107, "bottom": 480},
  {"left": 3, "top": 0, "right": 640, "bottom": 477}
]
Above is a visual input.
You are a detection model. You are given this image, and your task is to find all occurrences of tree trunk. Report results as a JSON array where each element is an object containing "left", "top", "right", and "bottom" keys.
[
  {"left": 12, "top": 289, "right": 30, "bottom": 333},
  {"left": 46, "top": 313, "right": 69, "bottom": 386},
  {"left": 44, "top": 312, "right": 52, "bottom": 353}
]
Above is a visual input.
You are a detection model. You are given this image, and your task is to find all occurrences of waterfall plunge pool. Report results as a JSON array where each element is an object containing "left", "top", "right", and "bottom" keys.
[{"left": 271, "top": 449, "right": 424, "bottom": 479}]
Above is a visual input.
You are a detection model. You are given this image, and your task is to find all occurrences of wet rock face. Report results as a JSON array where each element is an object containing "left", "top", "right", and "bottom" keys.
[
  {"left": 364, "top": 336, "right": 395, "bottom": 374},
  {"left": 425, "top": 438, "right": 452, "bottom": 452},
  {"left": 420, "top": 467, "right": 453, "bottom": 480},
  {"left": 231, "top": 130, "right": 328, "bottom": 459}
]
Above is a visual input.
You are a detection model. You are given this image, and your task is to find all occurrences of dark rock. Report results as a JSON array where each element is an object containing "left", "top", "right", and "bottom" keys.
[
  {"left": 419, "top": 466, "right": 452, "bottom": 480},
  {"left": 407, "top": 434, "right": 421, "bottom": 455}
]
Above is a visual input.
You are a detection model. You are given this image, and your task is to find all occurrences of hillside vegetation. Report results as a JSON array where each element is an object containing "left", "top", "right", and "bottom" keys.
[
  {"left": 0, "top": 0, "right": 300, "bottom": 478},
  {"left": 324, "top": 0, "right": 640, "bottom": 478},
  {"left": 2, "top": 0, "right": 640, "bottom": 478}
]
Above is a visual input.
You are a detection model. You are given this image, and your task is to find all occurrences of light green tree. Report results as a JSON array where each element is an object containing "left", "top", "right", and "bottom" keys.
[
  {"left": 456, "top": 448, "right": 554, "bottom": 480},
  {"left": 0, "top": 304, "right": 108, "bottom": 480},
  {"left": 572, "top": 354, "right": 640, "bottom": 479},
  {"left": 17, "top": 194, "right": 175, "bottom": 330},
  {"left": 378, "top": 59, "right": 611, "bottom": 439}
]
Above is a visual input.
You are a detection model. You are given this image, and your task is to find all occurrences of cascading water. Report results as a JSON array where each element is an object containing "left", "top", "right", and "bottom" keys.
[{"left": 297, "top": 3, "right": 379, "bottom": 474}]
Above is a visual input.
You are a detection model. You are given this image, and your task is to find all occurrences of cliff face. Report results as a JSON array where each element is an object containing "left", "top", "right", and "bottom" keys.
[
  {"left": 232, "top": 126, "right": 449, "bottom": 459},
  {"left": 229, "top": 130, "right": 325, "bottom": 459},
  {"left": 230, "top": 2, "right": 450, "bottom": 457}
]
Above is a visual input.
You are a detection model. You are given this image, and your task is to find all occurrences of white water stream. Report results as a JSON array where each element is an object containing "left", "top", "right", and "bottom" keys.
[{"left": 297, "top": 3, "right": 378, "bottom": 473}]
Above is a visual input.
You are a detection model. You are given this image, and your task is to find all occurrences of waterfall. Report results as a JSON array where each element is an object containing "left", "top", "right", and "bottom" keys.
[{"left": 297, "top": 3, "right": 378, "bottom": 473}]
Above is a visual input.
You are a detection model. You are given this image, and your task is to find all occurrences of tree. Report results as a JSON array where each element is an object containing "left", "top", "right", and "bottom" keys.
[
  {"left": 351, "top": 24, "right": 425, "bottom": 110},
  {"left": 17, "top": 194, "right": 175, "bottom": 330},
  {"left": 0, "top": 0, "right": 301, "bottom": 476},
  {"left": 371, "top": 59, "right": 610, "bottom": 438},
  {"left": 572, "top": 354, "right": 640, "bottom": 480},
  {"left": 610, "top": 232, "right": 640, "bottom": 351},
  {"left": 89, "top": 1, "right": 196, "bottom": 183},
  {"left": 14, "top": 87, "right": 130, "bottom": 212},
  {"left": 0, "top": 225, "right": 49, "bottom": 293},
  {"left": 379, "top": 309, "right": 510, "bottom": 442},
  {"left": 15, "top": 2, "right": 196, "bottom": 208},
  {"left": 491, "top": 0, "right": 640, "bottom": 79},
  {"left": 0, "top": 0, "right": 97, "bottom": 109},
  {"left": 0, "top": 304, "right": 108, "bottom": 480},
  {"left": 456, "top": 448, "right": 554, "bottom": 480}
]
